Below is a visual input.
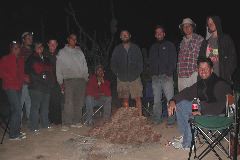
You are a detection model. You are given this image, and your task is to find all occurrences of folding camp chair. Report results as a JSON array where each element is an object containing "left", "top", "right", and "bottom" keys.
[
  {"left": 141, "top": 80, "right": 169, "bottom": 118},
  {"left": 142, "top": 80, "right": 154, "bottom": 117},
  {"left": 82, "top": 104, "right": 104, "bottom": 125},
  {"left": 0, "top": 114, "right": 10, "bottom": 144},
  {"left": 0, "top": 102, "right": 11, "bottom": 144},
  {"left": 188, "top": 94, "right": 238, "bottom": 160}
]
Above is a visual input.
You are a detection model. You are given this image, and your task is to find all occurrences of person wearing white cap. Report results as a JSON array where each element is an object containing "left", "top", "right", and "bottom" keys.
[{"left": 177, "top": 18, "right": 204, "bottom": 92}]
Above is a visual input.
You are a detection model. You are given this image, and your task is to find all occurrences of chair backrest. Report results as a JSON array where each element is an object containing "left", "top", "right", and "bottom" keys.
[{"left": 226, "top": 94, "right": 235, "bottom": 118}]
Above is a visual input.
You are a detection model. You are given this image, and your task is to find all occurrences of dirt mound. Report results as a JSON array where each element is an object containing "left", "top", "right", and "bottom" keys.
[{"left": 88, "top": 107, "right": 161, "bottom": 144}]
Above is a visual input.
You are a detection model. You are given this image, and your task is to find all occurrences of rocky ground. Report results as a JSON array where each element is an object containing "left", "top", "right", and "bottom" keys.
[{"left": 0, "top": 106, "right": 237, "bottom": 160}]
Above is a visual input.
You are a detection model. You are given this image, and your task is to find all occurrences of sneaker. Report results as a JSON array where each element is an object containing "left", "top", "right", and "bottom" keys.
[
  {"left": 61, "top": 126, "right": 69, "bottom": 132},
  {"left": 20, "top": 132, "right": 26, "bottom": 136},
  {"left": 173, "top": 135, "right": 183, "bottom": 143},
  {"left": 9, "top": 134, "right": 26, "bottom": 140},
  {"left": 33, "top": 129, "right": 40, "bottom": 135},
  {"left": 47, "top": 126, "right": 54, "bottom": 131},
  {"left": 70, "top": 123, "right": 83, "bottom": 128},
  {"left": 172, "top": 141, "right": 191, "bottom": 151}
]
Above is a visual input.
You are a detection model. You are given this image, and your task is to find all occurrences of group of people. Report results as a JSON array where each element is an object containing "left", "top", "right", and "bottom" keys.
[
  {"left": 0, "top": 16, "right": 237, "bottom": 148},
  {"left": 111, "top": 15, "right": 237, "bottom": 151}
]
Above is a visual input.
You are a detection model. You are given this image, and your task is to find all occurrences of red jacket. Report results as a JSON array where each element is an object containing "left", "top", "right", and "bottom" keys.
[
  {"left": 0, "top": 54, "right": 25, "bottom": 90},
  {"left": 86, "top": 75, "right": 111, "bottom": 99}
]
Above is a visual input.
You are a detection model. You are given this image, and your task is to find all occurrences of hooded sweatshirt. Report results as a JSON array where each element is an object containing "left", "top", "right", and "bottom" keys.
[
  {"left": 199, "top": 16, "right": 237, "bottom": 83},
  {"left": 56, "top": 45, "right": 89, "bottom": 85}
]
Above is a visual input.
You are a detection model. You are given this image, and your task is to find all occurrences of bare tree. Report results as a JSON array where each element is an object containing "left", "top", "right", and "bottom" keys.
[{"left": 65, "top": 1, "right": 117, "bottom": 73}]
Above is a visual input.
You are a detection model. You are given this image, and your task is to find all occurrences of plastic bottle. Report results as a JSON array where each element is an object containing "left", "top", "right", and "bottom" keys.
[{"left": 192, "top": 98, "right": 199, "bottom": 112}]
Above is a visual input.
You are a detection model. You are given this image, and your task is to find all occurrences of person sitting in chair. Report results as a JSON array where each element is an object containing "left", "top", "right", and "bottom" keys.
[
  {"left": 168, "top": 57, "right": 232, "bottom": 150},
  {"left": 85, "top": 65, "right": 112, "bottom": 126}
]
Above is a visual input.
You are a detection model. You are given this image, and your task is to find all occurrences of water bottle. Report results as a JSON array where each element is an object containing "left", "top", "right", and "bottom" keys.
[{"left": 192, "top": 98, "right": 199, "bottom": 112}]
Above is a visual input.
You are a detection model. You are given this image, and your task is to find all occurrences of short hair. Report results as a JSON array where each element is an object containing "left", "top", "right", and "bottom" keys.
[
  {"left": 197, "top": 57, "right": 213, "bottom": 68},
  {"left": 154, "top": 25, "right": 166, "bottom": 33},
  {"left": 95, "top": 64, "right": 104, "bottom": 73},
  {"left": 34, "top": 41, "right": 44, "bottom": 49},
  {"left": 120, "top": 29, "right": 130, "bottom": 35},
  {"left": 67, "top": 33, "right": 77, "bottom": 38}
]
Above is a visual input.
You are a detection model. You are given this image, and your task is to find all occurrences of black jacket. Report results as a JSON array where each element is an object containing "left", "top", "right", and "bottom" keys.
[
  {"left": 199, "top": 16, "right": 237, "bottom": 83},
  {"left": 26, "top": 53, "right": 54, "bottom": 93},
  {"left": 111, "top": 43, "right": 143, "bottom": 82},
  {"left": 174, "top": 73, "right": 232, "bottom": 115},
  {"left": 149, "top": 40, "right": 177, "bottom": 76}
]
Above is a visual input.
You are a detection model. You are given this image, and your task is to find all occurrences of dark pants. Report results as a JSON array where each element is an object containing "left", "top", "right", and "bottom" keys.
[
  {"left": 62, "top": 78, "right": 86, "bottom": 125},
  {"left": 5, "top": 89, "right": 22, "bottom": 138},
  {"left": 29, "top": 90, "right": 50, "bottom": 130},
  {"left": 48, "top": 84, "right": 62, "bottom": 124}
]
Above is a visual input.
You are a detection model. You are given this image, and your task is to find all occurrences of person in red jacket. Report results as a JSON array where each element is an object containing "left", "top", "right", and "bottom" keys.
[
  {"left": 85, "top": 65, "right": 112, "bottom": 126},
  {"left": 0, "top": 41, "right": 28, "bottom": 140}
]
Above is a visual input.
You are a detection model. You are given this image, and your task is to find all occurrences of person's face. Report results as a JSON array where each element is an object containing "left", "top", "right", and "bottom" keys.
[
  {"left": 182, "top": 24, "right": 193, "bottom": 36},
  {"left": 207, "top": 18, "right": 217, "bottom": 33},
  {"left": 11, "top": 44, "right": 21, "bottom": 56},
  {"left": 155, "top": 28, "right": 165, "bottom": 41},
  {"left": 198, "top": 62, "right": 213, "bottom": 80},
  {"left": 96, "top": 67, "right": 104, "bottom": 78},
  {"left": 120, "top": 31, "right": 131, "bottom": 43},
  {"left": 23, "top": 35, "right": 33, "bottom": 46},
  {"left": 35, "top": 44, "right": 44, "bottom": 55},
  {"left": 67, "top": 34, "right": 77, "bottom": 47},
  {"left": 48, "top": 40, "right": 58, "bottom": 52}
]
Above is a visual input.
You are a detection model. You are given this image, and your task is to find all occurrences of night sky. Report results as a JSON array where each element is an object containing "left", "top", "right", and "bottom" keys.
[{"left": 0, "top": 0, "right": 239, "bottom": 59}]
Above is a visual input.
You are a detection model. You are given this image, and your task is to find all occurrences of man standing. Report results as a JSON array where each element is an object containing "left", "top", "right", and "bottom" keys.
[
  {"left": 111, "top": 30, "right": 143, "bottom": 116},
  {"left": 26, "top": 42, "right": 54, "bottom": 132},
  {"left": 85, "top": 65, "right": 111, "bottom": 126},
  {"left": 56, "top": 33, "right": 88, "bottom": 130},
  {"left": 45, "top": 38, "right": 62, "bottom": 125},
  {"left": 177, "top": 18, "right": 204, "bottom": 92},
  {"left": 20, "top": 32, "right": 33, "bottom": 120},
  {"left": 0, "top": 41, "right": 27, "bottom": 140},
  {"left": 168, "top": 57, "right": 232, "bottom": 150},
  {"left": 149, "top": 25, "right": 177, "bottom": 124},
  {"left": 199, "top": 16, "right": 237, "bottom": 84}
]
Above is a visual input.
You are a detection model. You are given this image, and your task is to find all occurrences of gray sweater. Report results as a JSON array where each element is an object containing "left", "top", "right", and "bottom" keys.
[{"left": 56, "top": 45, "right": 89, "bottom": 85}]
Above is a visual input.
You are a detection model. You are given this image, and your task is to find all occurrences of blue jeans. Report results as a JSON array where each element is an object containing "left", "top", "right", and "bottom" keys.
[
  {"left": 21, "top": 84, "right": 31, "bottom": 119},
  {"left": 5, "top": 89, "right": 22, "bottom": 138},
  {"left": 152, "top": 75, "right": 174, "bottom": 122},
  {"left": 176, "top": 100, "right": 193, "bottom": 148},
  {"left": 85, "top": 96, "right": 112, "bottom": 123},
  {"left": 29, "top": 90, "right": 50, "bottom": 130}
]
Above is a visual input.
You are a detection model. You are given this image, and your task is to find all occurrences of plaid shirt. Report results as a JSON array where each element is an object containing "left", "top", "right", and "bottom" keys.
[{"left": 177, "top": 33, "right": 203, "bottom": 78}]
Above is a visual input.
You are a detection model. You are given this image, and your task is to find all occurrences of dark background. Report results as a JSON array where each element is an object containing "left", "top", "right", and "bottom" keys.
[{"left": 0, "top": 0, "right": 239, "bottom": 63}]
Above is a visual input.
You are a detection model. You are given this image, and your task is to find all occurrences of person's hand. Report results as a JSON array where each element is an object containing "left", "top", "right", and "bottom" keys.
[
  {"left": 168, "top": 101, "right": 176, "bottom": 116},
  {"left": 210, "top": 56, "right": 219, "bottom": 64},
  {"left": 99, "top": 77, "right": 104, "bottom": 83},
  {"left": 60, "top": 84, "right": 64, "bottom": 94},
  {"left": 192, "top": 111, "right": 201, "bottom": 116}
]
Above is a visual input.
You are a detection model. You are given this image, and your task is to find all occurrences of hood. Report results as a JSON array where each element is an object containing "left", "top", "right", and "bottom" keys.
[{"left": 207, "top": 16, "right": 223, "bottom": 38}]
